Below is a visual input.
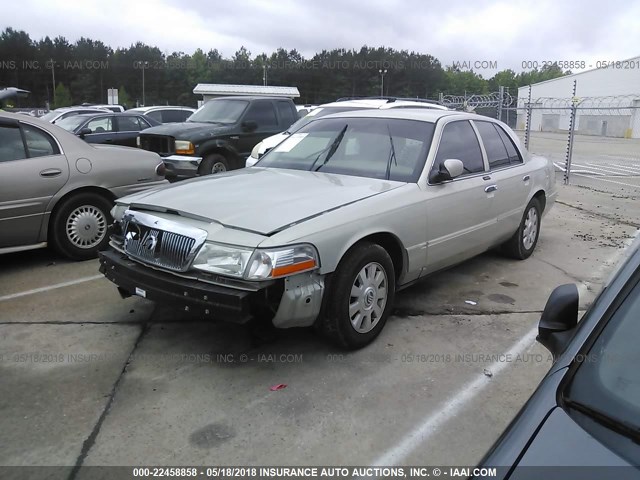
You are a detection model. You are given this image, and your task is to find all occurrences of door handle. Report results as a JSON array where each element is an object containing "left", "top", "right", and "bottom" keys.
[
  {"left": 485, "top": 185, "right": 498, "bottom": 193},
  {"left": 40, "top": 168, "right": 62, "bottom": 178},
  {"left": 523, "top": 175, "right": 531, "bottom": 182},
  {"left": 230, "top": 136, "right": 239, "bottom": 140}
]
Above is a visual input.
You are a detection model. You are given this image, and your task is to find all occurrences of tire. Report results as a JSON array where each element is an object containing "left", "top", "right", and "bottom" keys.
[
  {"left": 502, "top": 197, "right": 541, "bottom": 260},
  {"left": 318, "top": 242, "right": 396, "bottom": 349},
  {"left": 50, "top": 193, "right": 113, "bottom": 260},
  {"left": 198, "top": 153, "right": 229, "bottom": 175}
]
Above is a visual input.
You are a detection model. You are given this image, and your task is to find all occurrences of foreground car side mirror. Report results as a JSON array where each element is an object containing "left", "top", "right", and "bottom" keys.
[
  {"left": 79, "top": 127, "right": 92, "bottom": 138},
  {"left": 241, "top": 120, "right": 258, "bottom": 132},
  {"left": 537, "top": 284, "right": 579, "bottom": 358},
  {"left": 429, "top": 159, "right": 465, "bottom": 183}
]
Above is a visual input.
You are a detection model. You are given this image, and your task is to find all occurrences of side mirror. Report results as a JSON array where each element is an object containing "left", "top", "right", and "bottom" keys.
[
  {"left": 537, "top": 284, "right": 579, "bottom": 357},
  {"left": 79, "top": 127, "right": 92, "bottom": 138},
  {"left": 241, "top": 120, "right": 257, "bottom": 132},
  {"left": 429, "top": 159, "right": 465, "bottom": 183}
]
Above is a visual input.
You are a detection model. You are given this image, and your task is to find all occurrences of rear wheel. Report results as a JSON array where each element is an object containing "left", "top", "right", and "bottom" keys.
[
  {"left": 198, "top": 153, "right": 229, "bottom": 175},
  {"left": 502, "top": 197, "right": 541, "bottom": 260},
  {"left": 318, "top": 242, "right": 395, "bottom": 349},
  {"left": 50, "top": 192, "right": 113, "bottom": 260}
]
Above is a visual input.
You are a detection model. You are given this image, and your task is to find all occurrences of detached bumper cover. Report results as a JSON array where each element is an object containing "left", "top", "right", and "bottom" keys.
[{"left": 99, "top": 249, "right": 255, "bottom": 323}]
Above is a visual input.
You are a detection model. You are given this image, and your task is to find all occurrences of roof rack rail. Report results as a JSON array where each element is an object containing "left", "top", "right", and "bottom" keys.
[{"left": 335, "top": 96, "right": 443, "bottom": 105}]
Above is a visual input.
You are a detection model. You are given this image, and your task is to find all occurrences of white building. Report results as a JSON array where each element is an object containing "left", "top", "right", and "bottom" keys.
[
  {"left": 517, "top": 56, "right": 640, "bottom": 138},
  {"left": 193, "top": 84, "right": 300, "bottom": 106}
]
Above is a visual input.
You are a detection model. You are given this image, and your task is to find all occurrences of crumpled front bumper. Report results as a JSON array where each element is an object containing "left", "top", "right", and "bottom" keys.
[{"left": 98, "top": 248, "right": 325, "bottom": 328}]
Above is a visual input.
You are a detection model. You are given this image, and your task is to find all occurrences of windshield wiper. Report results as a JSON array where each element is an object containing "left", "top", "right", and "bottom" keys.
[
  {"left": 565, "top": 398, "right": 640, "bottom": 443},
  {"left": 385, "top": 124, "right": 397, "bottom": 180},
  {"left": 309, "top": 124, "right": 348, "bottom": 172}
]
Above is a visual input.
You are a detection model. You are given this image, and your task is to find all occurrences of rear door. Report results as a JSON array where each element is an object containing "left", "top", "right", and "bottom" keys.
[
  {"left": 276, "top": 100, "right": 297, "bottom": 131},
  {"left": 424, "top": 120, "right": 495, "bottom": 273},
  {"left": 473, "top": 120, "right": 530, "bottom": 240},
  {"left": 0, "top": 119, "right": 69, "bottom": 248},
  {"left": 115, "top": 115, "right": 147, "bottom": 147}
]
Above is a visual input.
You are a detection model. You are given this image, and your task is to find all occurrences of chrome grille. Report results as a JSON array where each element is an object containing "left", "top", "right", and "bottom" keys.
[{"left": 121, "top": 210, "right": 207, "bottom": 272}]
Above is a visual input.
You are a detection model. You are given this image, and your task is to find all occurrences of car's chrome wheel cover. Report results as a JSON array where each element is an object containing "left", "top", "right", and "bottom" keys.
[
  {"left": 66, "top": 205, "right": 107, "bottom": 249},
  {"left": 522, "top": 206, "right": 539, "bottom": 250},
  {"left": 211, "top": 161, "right": 227, "bottom": 173},
  {"left": 349, "top": 262, "right": 388, "bottom": 333}
]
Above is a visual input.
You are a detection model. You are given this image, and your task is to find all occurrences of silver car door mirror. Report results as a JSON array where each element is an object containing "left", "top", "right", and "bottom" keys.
[{"left": 429, "top": 158, "right": 465, "bottom": 183}]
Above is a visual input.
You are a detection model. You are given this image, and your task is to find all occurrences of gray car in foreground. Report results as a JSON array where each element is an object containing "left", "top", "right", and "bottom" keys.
[
  {"left": 0, "top": 112, "right": 168, "bottom": 260},
  {"left": 99, "top": 109, "right": 557, "bottom": 348}
]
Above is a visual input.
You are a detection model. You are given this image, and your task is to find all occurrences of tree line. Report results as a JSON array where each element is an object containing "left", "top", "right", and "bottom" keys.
[{"left": 0, "top": 27, "right": 569, "bottom": 109}]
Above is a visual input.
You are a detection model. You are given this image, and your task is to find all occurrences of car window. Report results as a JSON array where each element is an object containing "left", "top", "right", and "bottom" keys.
[
  {"left": 565, "top": 275, "right": 640, "bottom": 443},
  {"left": 433, "top": 120, "right": 485, "bottom": 175},
  {"left": 475, "top": 121, "right": 510, "bottom": 169},
  {"left": 22, "top": 125, "right": 59, "bottom": 157},
  {"left": 146, "top": 111, "right": 163, "bottom": 123},
  {"left": 188, "top": 99, "right": 248, "bottom": 124},
  {"left": 257, "top": 117, "right": 434, "bottom": 182},
  {"left": 276, "top": 101, "right": 296, "bottom": 127},
  {"left": 86, "top": 116, "right": 114, "bottom": 133},
  {"left": 161, "top": 110, "right": 187, "bottom": 123},
  {"left": 0, "top": 124, "right": 27, "bottom": 161},
  {"left": 243, "top": 101, "right": 278, "bottom": 130},
  {"left": 118, "top": 116, "right": 143, "bottom": 132},
  {"left": 495, "top": 125, "right": 523, "bottom": 164}
]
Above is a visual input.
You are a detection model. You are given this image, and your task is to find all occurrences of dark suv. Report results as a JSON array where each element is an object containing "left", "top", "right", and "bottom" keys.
[{"left": 137, "top": 96, "right": 298, "bottom": 179}]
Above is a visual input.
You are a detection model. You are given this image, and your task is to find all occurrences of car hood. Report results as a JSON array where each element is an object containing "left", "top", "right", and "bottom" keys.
[
  {"left": 139, "top": 122, "right": 231, "bottom": 138},
  {"left": 513, "top": 408, "right": 632, "bottom": 472},
  {"left": 119, "top": 167, "right": 405, "bottom": 235}
]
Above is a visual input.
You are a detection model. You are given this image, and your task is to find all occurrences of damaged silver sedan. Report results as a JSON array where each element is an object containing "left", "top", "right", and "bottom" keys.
[{"left": 99, "top": 109, "right": 557, "bottom": 348}]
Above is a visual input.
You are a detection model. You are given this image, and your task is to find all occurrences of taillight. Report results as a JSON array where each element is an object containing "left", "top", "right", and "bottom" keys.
[{"left": 156, "top": 162, "right": 167, "bottom": 177}]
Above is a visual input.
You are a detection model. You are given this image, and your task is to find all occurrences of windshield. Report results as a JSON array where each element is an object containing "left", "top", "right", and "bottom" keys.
[
  {"left": 285, "top": 106, "right": 370, "bottom": 133},
  {"left": 55, "top": 115, "right": 88, "bottom": 132},
  {"left": 564, "top": 276, "right": 640, "bottom": 438},
  {"left": 188, "top": 99, "right": 248, "bottom": 124},
  {"left": 256, "top": 117, "right": 434, "bottom": 182}
]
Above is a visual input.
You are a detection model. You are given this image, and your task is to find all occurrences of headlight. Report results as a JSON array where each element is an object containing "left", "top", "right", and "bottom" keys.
[
  {"left": 246, "top": 244, "right": 318, "bottom": 280},
  {"left": 175, "top": 140, "right": 195, "bottom": 155},
  {"left": 192, "top": 243, "right": 319, "bottom": 280},
  {"left": 192, "top": 243, "right": 254, "bottom": 278},
  {"left": 250, "top": 142, "right": 262, "bottom": 159}
]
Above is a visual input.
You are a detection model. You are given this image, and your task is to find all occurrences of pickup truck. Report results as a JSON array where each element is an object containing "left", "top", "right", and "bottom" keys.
[{"left": 137, "top": 96, "right": 298, "bottom": 180}]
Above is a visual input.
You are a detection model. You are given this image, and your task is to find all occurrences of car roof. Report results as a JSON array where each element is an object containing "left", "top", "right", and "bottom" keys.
[
  {"left": 51, "top": 106, "right": 109, "bottom": 113},
  {"left": 128, "top": 106, "right": 195, "bottom": 112},
  {"left": 317, "top": 107, "right": 466, "bottom": 123},
  {"left": 317, "top": 99, "right": 449, "bottom": 110}
]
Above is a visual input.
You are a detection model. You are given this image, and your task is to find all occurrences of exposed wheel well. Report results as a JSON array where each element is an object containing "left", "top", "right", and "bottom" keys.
[
  {"left": 345, "top": 233, "right": 405, "bottom": 282},
  {"left": 533, "top": 190, "right": 546, "bottom": 213}
]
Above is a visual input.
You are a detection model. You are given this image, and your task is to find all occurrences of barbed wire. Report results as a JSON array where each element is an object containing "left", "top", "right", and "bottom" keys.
[
  {"left": 442, "top": 91, "right": 640, "bottom": 115},
  {"left": 515, "top": 94, "right": 640, "bottom": 115}
]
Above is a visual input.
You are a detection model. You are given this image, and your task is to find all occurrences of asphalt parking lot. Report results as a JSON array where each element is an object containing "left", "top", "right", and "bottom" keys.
[{"left": 1, "top": 183, "right": 638, "bottom": 476}]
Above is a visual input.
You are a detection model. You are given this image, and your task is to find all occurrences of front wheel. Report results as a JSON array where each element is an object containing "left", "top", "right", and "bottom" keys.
[
  {"left": 198, "top": 153, "right": 229, "bottom": 175},
  {"left": 502, "top": 198, "right": 541, "bottom": 260},
  {"left": 318, "top": 242, "right": 396, "bottom": 349},
  {"left": 50, "top": 193, "right": 113, "bottom": 260}
]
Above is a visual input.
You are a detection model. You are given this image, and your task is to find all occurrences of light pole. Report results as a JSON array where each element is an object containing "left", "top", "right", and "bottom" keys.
[
  {"left": 141, "top": 61, "right": 148, "bottom": 106},
  {"left": 378, "top": 68, "right": 387, "bottom": 97},
  {"left": 262, "top": 64, "right": 269, "bottom": 86}
]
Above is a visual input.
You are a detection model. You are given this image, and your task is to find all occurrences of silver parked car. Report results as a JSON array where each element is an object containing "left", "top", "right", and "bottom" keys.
[
  {"left": 99, "top": 109, "right": 557, "bottom": 348},
  {"left": 0, "top": 112, "right": 168, "bottom": 260}
]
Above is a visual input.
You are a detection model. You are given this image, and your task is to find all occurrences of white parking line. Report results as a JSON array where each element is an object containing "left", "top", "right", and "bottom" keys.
[
  {"left": 0, "top": 274, "right": 104, "bottom": 302},
  {"left": 370, "top": 326, "right": 539, "bottom": 467},
  {"left": 370, "top": 228, "right": 640, "bottom": 467}
]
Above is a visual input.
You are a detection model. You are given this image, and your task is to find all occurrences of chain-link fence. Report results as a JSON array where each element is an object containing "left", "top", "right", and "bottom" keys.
[{"left": 447, "top": 85, "right": 640, "bottom": 196}]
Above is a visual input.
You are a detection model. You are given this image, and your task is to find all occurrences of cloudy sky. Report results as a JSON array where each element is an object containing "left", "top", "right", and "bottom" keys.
[{"left": 4, "top": 0, "right": 640, "bottom": 76}]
